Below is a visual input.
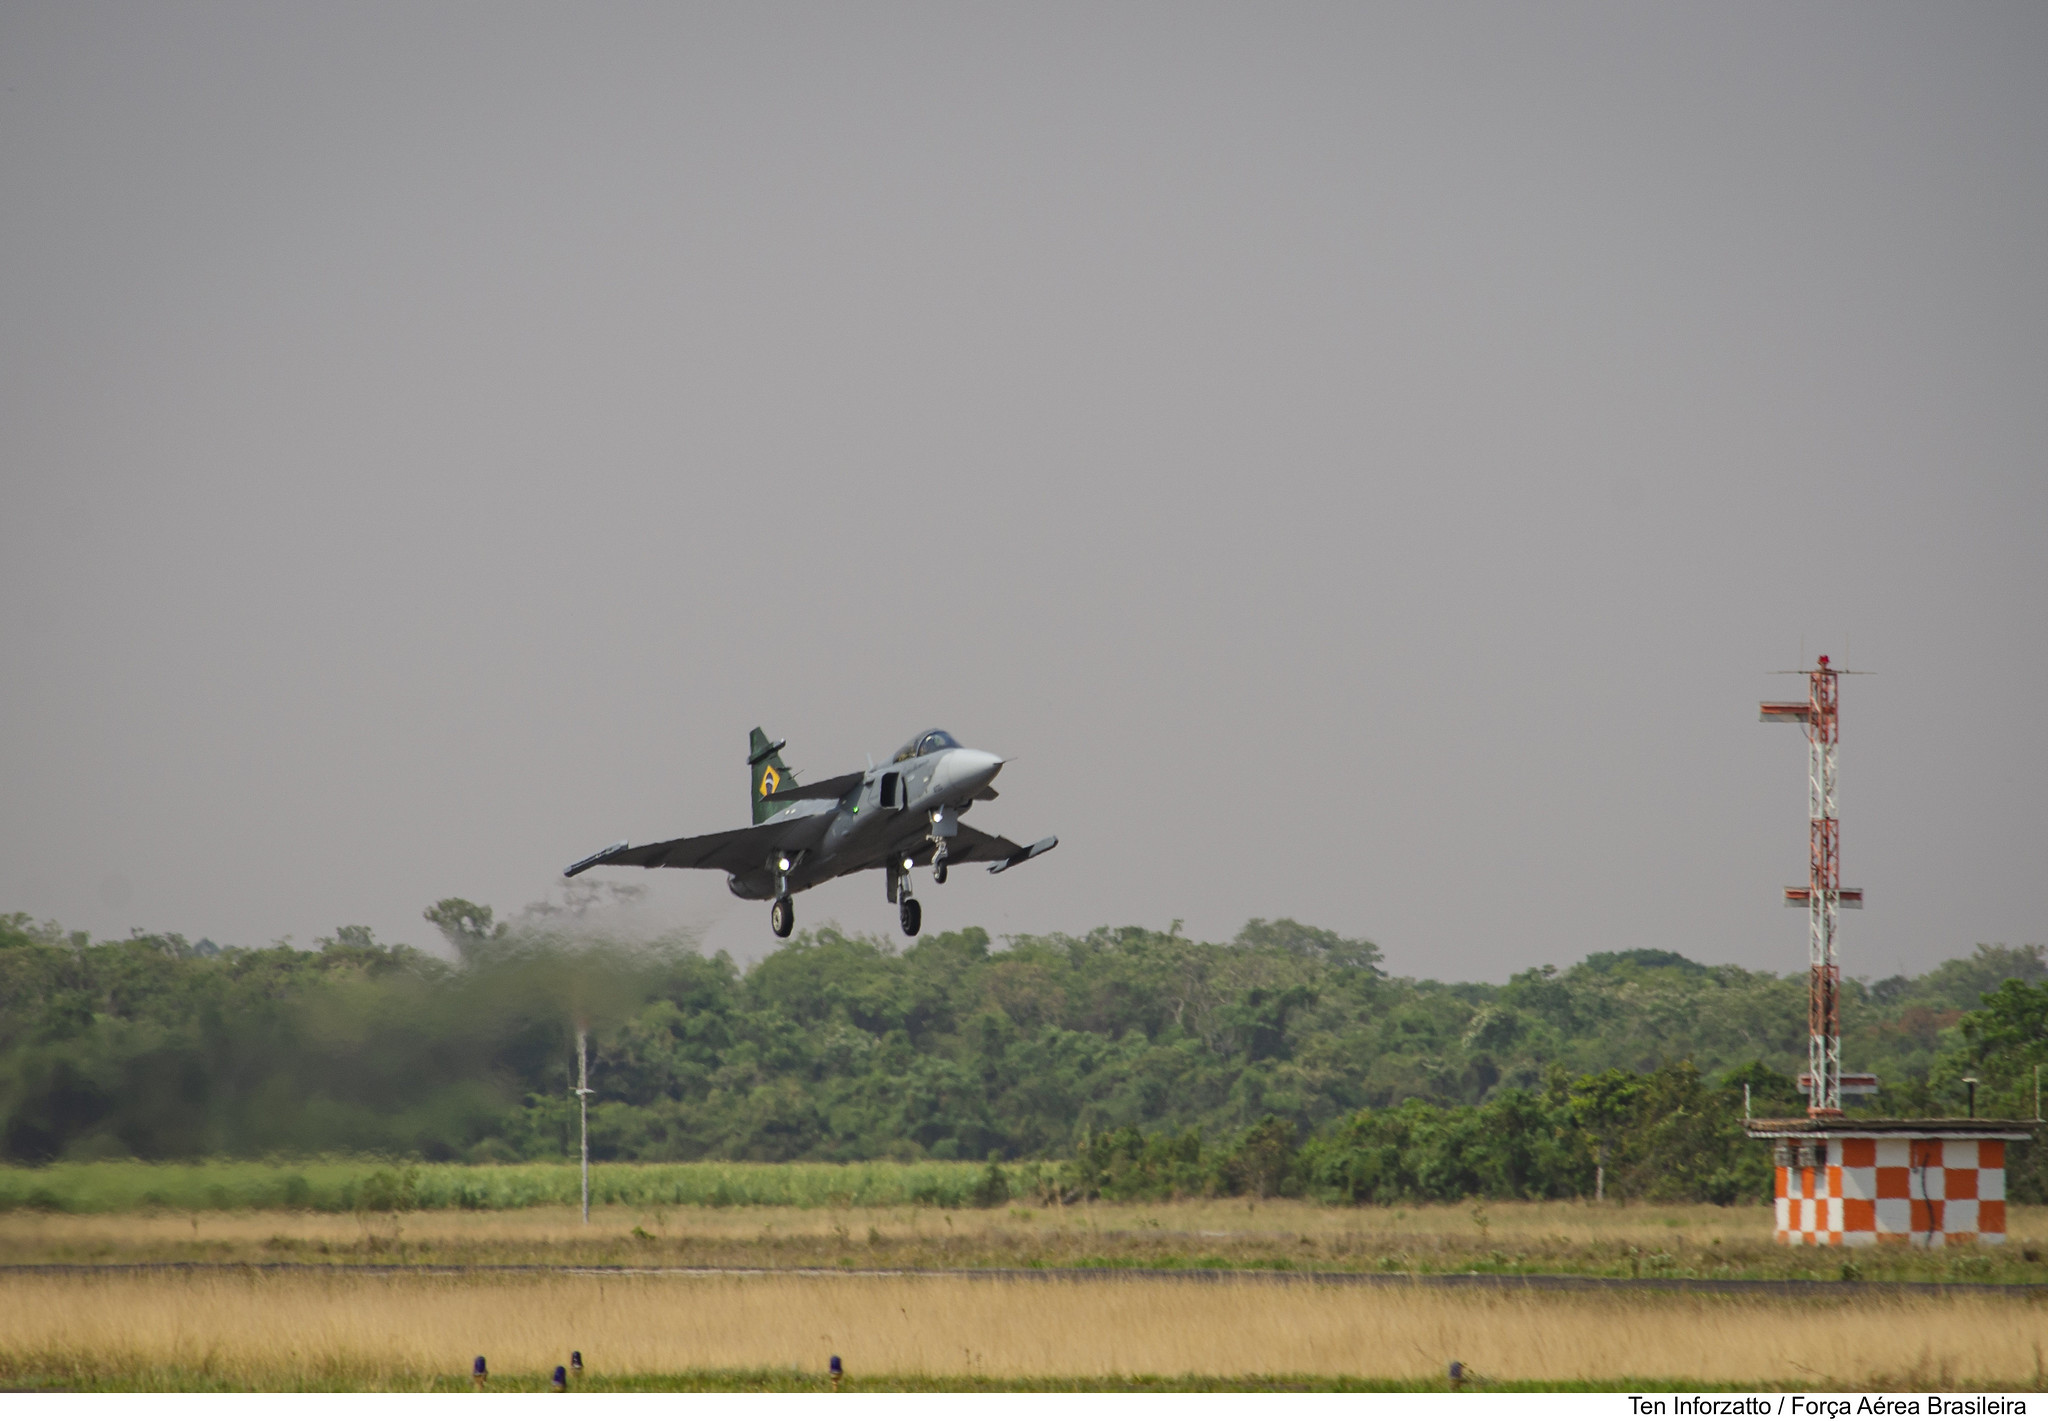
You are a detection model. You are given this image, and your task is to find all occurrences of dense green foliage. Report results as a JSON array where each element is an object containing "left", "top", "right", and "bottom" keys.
[
  {"left": 1060, "top": 1062, "right": 1772, "bottom": 1204},
  {"left": 0, "top": 1158, "right": 995, "bottom": 1214},
  {"left": 2, "top": 902, "right": 2040, "bottom": 1203}
]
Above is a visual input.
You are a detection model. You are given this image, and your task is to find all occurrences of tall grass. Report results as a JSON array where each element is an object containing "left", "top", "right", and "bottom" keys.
[
  {"left": 0, "top": 1159, "right": 994, "bottom": 1214},
  {"left": 2, "top": 1271, "right": 2043, "bottom": 1389},
  {"left": 6, "top": 1196, "right": 2044, "bottom": 1285}
]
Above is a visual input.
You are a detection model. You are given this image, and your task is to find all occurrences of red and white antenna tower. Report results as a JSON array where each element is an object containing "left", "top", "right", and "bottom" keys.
[{"left": 1761, "top": 655, "right": 1863, "bottom": 1116}]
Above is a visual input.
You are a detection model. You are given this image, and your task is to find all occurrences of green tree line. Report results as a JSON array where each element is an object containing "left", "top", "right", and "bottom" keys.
[{"left": 1, "top": 903, "right": 2040, "bottom": 1202}]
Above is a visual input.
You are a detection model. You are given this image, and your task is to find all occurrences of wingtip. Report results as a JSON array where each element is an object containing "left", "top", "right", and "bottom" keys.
[
  {"left": 988, "top": 835, "right": 1058, "bottom": 874},
  {"left": 563, "top": 840, "right": 630, "bottom": 879}
]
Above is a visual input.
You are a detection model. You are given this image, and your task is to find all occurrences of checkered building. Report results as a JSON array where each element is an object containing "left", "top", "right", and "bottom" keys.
[{"left": 1750, "top": 1123, "right": 2030, "bottom": 1247}]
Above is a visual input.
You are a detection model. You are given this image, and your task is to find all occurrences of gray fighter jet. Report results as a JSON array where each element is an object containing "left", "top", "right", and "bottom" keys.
[{"left": 563, "top": 728, "right": 1057, "bottom": 938}]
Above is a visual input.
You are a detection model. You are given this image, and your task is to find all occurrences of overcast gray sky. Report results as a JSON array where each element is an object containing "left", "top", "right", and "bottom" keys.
[{"left": 3, "top": 3, "right": 2043, "bottom": 980}]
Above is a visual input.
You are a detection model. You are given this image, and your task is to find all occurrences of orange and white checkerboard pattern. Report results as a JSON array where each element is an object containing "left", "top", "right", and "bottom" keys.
[{"left": 1776, "top": 1137, "right": 2007, "bottom": 1246}]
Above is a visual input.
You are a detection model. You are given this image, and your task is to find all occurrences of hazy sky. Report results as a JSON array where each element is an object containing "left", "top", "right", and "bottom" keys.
[{"left": 3, "top": 3, "right": 2044, "bottom": 980}]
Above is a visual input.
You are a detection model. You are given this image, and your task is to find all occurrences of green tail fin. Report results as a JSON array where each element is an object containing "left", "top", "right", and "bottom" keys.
[{"left": 748, "top": 728, "right": 795, "bottom": 825}]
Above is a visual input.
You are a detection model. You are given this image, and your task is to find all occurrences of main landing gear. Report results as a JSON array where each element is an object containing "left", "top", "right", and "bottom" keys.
[
  {"left": 890, "top": 856, "right": 922, "bottom": 937},
  {"left": 770, "top": 854, "right": 795, "bottom": 938}
]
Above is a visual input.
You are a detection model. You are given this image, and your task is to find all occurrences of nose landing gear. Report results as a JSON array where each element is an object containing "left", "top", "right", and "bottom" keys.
[{"left": 928, "top": 806, "right": 957, "bottom": 886}]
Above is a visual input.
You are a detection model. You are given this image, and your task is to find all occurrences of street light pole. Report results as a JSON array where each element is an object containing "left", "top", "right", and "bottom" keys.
[{"left": 575, "top": 1029, "right": 593, "bottom": 1225}]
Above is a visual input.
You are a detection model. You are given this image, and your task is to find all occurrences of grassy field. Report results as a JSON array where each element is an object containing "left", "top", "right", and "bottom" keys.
[
  {"left": 5, "top": 1197, "right": 2047, "bottom": 1284},
  {"left": 7, "top": 1174, "right": 2046, "bottom": 1390},
  {"left": 2, "top": 1270, "right": 2044, "bottom": 1391},
  {"left": 0, "top": 1158, "right": 996, "bottom": 1213}
]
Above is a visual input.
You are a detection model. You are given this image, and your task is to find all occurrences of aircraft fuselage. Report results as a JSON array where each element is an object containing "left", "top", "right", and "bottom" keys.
[{"left": 726, "top": 744, "right": 1004, "bottom": 899}]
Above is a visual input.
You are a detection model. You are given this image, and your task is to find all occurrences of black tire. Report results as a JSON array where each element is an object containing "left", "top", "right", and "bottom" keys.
[
  {"left": 933, "top": 859, "right": 948, "bottom": 885},
  {"left": 899, "top": 896, "right": 921, "bottom": 937},
  {"left": 771, "top": 897, "right": 794, "bottom": 938}
]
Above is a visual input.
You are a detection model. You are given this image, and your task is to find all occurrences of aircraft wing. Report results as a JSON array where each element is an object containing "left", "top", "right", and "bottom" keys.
[
  {"left": 893, "top": 823, "right": 1059, "bottom": 874},
  {"left": 564, "top": 815, "right": 829, "bottom": 878}
]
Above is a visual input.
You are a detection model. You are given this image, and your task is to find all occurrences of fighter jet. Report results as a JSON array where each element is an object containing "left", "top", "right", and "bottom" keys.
[{"left": 563, "top": 728, "right": 1057, "bottom": 938}]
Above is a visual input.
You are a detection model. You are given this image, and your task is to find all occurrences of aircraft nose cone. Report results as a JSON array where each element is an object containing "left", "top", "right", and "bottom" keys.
[{"left": 938, "top": 748, "right": 1003, "bottom": 795}]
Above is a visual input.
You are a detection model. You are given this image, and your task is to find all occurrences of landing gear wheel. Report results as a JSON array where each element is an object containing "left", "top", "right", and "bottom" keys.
[
  {"left": 770, "top": 896, "right": 794, "bottom": 938},
  {"left": 932, "top": 856, "right": 948, "bottom": 885},
  {"left": 899, "top": 895, "right": 922, "bottom": 937}
]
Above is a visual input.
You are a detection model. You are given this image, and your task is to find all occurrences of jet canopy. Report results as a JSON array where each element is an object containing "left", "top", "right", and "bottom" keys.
[{"left": 892, "top": 728, "right": 960, "bottom": 763}]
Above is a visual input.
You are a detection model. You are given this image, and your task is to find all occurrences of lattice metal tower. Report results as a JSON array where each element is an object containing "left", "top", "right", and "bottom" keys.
[{"left": 1761, "top": 656, "right": 1863, "bottom": 1116}]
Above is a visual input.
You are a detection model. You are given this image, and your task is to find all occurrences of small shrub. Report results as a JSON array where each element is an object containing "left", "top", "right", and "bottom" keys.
[
  {"left": 970, "top": 1156, "right": 1011, "bottom": 1208},
  {"left": 354, "top": 1166, "right": 419, "bottom": 1215}
]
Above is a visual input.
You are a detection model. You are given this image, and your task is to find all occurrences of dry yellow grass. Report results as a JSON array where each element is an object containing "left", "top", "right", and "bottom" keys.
[
  {"left": 8, "top": 1195, "right": 2039, "bottom": 1246},
  {"left": 1, "top": 1270, "right": 2044, "bottom": 1389}
]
